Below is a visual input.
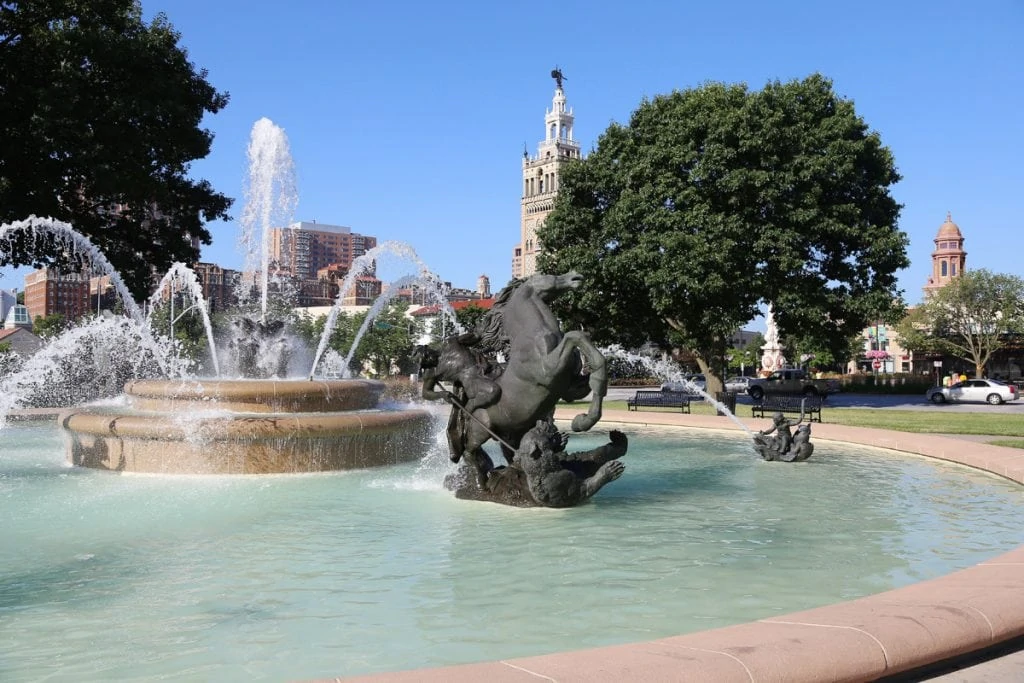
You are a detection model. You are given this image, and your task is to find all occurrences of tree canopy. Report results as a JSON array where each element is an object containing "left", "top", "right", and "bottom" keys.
[
  {"left": 896, "top": 269, "right": 1024, "bottom": 378},
  {"left": 537, "top": 74, "right": 908, "bottom": 391},
  {"left": 0, "top": 0, "right": 231, "bottom": 297},
  {"left": 31, "top": 311, "right": 66, "bottom": 339}
]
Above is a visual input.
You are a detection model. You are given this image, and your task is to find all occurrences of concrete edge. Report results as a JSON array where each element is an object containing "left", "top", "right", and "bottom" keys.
[{"left": 330, "top": 408, "right": 1024, "bottom": 683}]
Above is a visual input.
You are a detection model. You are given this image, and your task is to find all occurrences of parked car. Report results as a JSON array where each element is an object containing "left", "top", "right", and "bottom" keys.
[
  {"left": 925, "top": 379, "right": 1019, "bottom": 405},
  {"left": 662, "top": 374, "right": 706, "bottom": 393},
  {"left": 747, "top": 368, "right": 839, "bottom": 401},
  {"left": 724, "top": 376, "right": 751, "bottom": 394}
]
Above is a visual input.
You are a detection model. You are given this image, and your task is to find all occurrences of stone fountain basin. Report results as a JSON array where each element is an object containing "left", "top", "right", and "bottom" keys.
[
  {"left": 60, "top": 379, "right": 434, "bottom": 475},
  {"left": 122, "top": 378, "right": 386, "bottom": 413}
]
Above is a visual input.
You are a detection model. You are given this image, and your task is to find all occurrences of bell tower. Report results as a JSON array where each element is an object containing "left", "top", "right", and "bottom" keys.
[
  {"left": 924, "top": 212, "right": 967, "bottom": 295},
  {"left": 512, "top": 68, "right": 582, "bottom": 279}
]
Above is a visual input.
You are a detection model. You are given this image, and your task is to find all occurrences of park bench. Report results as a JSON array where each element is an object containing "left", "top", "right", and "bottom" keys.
[
  {"left": 750, "top": 394, "right": 823, "bottom": 422},
  {"left": 627, "top": 390, "right": 692, "bottom": 413}
]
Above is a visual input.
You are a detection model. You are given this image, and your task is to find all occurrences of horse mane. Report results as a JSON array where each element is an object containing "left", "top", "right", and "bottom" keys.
[{"left": 474, "top": 278, "right": 525, "bottom": 354}]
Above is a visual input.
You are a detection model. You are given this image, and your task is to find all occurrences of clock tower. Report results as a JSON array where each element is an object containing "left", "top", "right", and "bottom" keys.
[{"left": 512, "top": 69, "right": 582, "bottom": 279}]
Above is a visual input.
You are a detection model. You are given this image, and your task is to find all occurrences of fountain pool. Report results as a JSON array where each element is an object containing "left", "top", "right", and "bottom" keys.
[{"left": 1, "top": 422, "right": 1021, "bottom": 681}]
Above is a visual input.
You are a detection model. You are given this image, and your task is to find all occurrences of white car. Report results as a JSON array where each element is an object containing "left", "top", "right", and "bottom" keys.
[
  {"left": 724, "top": 376, "right": 751, "bottom": 394},
  {"left": 925, "top": 379, "right": 1019, "bottom": 405}
]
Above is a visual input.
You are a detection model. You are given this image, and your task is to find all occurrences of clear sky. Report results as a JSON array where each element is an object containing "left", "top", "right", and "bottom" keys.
[{"left": 3, "top": 0, "right": 1023, "bottom": 309}]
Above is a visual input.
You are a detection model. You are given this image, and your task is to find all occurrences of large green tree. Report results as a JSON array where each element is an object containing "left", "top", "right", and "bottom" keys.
[
  {"left": 538, "top": 74, "right": 908, "bottom": 393},
  {"left": 0, "top": 0, "right": 231, "bottom": 297},
  {"left": 896, "top": 269, "right": 1024, "bottom": 378}
]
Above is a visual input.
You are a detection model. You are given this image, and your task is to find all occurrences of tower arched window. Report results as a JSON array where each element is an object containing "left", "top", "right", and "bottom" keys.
[
  {"left": 951, "top": 263, "right": 957, "bottom": 276},
  {"left": 941, "top": 261, "right": 948, "bottom": 277}
]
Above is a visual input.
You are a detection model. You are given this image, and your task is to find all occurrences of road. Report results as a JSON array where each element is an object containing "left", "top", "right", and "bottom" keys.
[{"left": 603, "top": 386, "right": 1024, "bottom": 414}]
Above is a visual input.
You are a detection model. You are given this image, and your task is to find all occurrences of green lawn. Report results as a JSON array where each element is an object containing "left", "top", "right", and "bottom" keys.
[{"left": 588, "top": 399, "right": 1024, "bottom": 440}]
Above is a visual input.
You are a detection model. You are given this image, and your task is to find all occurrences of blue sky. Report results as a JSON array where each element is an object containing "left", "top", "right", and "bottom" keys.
[{"left": 4, "top": 0, "right": 1023, "bottom": 310}]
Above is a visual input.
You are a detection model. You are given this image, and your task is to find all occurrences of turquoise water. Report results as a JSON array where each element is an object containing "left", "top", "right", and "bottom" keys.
[{"left": 0, "top": 423, "right": 1021, "bottom": 681}]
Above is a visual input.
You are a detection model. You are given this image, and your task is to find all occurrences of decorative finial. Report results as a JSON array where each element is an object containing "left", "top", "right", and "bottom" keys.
[
  {"left": 523, "top": 142, "right": 528, "bottom": 159},
  {"left": 550, "top": 66, "right": 565, "bottom": 90},
  {"left": 946, "top": 211, "right": 952, "bottom": 222}
]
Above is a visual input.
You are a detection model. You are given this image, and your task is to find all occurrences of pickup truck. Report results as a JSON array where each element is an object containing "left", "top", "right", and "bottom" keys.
[{"left": 746, "top": 368, "right": 839, "bottom": 401}]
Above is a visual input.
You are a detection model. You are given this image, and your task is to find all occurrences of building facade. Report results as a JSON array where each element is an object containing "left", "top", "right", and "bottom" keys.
[
  {"left": 192, "top": 262, "right": 241, "bottom": 313},
  {"left": 269, "top": 221, "right": 377, "bottom": 280},
  {"left": 23, "top": 268, "right": 91, "bottom": 324},
  {"left": 512, "top": 71, "right": 582, "bottom": 279}
]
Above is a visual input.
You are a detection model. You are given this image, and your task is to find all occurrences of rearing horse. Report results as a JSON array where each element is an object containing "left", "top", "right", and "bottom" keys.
[{"left": 447, "top": 271, "right": 607, "bottom": 486}]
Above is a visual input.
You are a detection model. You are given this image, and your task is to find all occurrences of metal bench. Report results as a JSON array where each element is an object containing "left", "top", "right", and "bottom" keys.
[
  {"left": 627, "top": 390, "right": 692, "bottom": 413},
  {"left": 750, "top": 394, "right": 823, "bottom": 422}
]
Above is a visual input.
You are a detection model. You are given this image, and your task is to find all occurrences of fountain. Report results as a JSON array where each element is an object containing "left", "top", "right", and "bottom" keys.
[{"left": 2, "top": 118, "right": 433, "bottom": 474}]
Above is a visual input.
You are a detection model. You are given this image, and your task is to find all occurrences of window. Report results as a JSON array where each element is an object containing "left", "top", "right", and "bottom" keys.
[{"left": 941, "top": 262, "right": 948, "bottom": 277}]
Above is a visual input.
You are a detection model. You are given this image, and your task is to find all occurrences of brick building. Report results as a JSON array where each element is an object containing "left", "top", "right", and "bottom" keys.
[
  {"left": 23, "top": 268, "right": 91, "bottom": 324},
  {"left": 269, "top": 221, "right": 377, "bottom": 280},
  {"left": 192, "top": 262, "right": 240, "bottom": 313}
]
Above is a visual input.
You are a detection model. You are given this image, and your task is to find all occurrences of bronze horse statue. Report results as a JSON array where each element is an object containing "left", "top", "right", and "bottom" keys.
[{"left": 443, "top": 271, "right": 608, "bottom": 487}]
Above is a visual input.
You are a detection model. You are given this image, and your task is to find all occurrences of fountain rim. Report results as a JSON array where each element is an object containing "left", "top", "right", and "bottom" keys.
[
  {"left": 124, "top": 377, "right": 386, "bottom": 400},
  {"left": 340, "top": 408, "right": 1024, "bottom": 683}
]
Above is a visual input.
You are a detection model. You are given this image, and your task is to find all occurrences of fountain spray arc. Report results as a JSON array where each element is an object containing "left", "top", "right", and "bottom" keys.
[
  {"left": 0, "top": 216, "right": 178, "bottom": 378},
  {"left": 147, "top": 263, "right": 221, "bottom": 376},
  {"left": 308, "top": 241, "right": 460, "bottom": 379},
  {"left": 1, "top": 216, "right": 145, "bottom": 324}
]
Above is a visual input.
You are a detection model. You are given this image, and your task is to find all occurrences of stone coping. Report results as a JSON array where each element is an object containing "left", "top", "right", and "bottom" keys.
[{"left": 331, "top": 409, "right": 1024, "bottom": 683}]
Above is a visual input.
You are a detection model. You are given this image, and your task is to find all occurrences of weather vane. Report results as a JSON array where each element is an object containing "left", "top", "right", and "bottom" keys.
[{"left": 550, "top": 66, "right": 565, "bottom": 90}]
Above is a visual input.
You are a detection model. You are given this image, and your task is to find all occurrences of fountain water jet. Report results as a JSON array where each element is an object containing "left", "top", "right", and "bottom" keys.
[
  {"left": 0, "top": 216, "right": 176, "bottom": 379},
  {"left": 309, "top": 240, "right": 459, "bottom": 378},
  {"left": 602, "top": 345, "right": 754, "bottom": 435},
  {"left": 0, "top": 315, "right": 172, "bottom": 429},
  {"left": 148, "top": 262, "right": 221, "bottom": 376},
  {"left": 238, "top": 117, "right": 298, "bottom": 319},
  {"left": 1, "top": 215, "right": 145, "bottom": 324}
]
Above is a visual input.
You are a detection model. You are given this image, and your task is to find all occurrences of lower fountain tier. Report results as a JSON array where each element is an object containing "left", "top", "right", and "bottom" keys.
[
  {"left": 60, "top": 408, "right": 435, "bottom": 474},
  {"left": 58, "top": 379, "right": 434, "bottom": 474}
]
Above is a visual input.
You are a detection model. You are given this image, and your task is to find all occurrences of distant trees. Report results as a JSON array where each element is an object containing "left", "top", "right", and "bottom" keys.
[
  {"left": 454, "top": 303, "right": 488, "bottom": 336},
  {"left": 294, "top": 302, "right": 418, "bottom": 378},
  {"left": 32, "top": 312, "right": 66, "bottom": 339},
  {"left": 538, "top": 74, "right": 908, "bottom": 393},
  {"left": 897, "top": 269, "right": 1024, "bottom": 378},
  {"left": 147, "top": 298, "right": 212, "bottom": 371},
  {"left": 0, "top": 0, "right": 232, "bottom": 298}
]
